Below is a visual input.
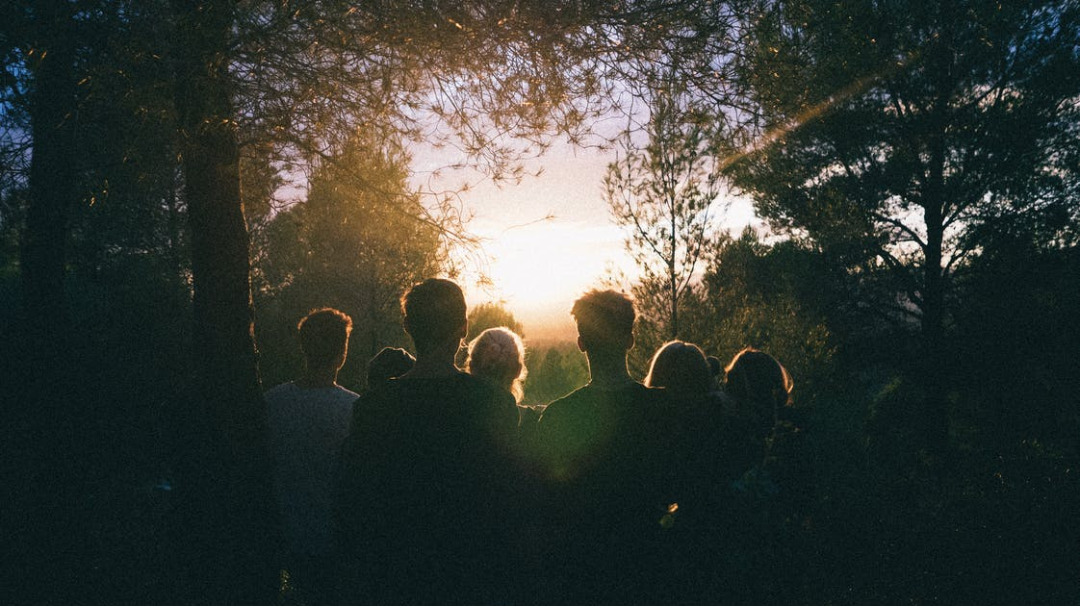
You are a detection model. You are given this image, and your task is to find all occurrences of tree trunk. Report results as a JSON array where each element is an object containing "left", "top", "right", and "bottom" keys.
[
  {"left": 20, "top": 2, "right": 76, "bottom": 330},
  {"left": 919, "top": 120, "right": 950, "bottom": 454},
  {"left": 170, "top": 1, "right": 276, "bottom": 603},
  {"left": 923, "top": 208, "right": 945, "bottom": 369},
  {"left": 669, "top": 268, "right": 679, "bottom": 340},
  {"left": 920, "top": 201, "right": 949, "bottom": 452},
  {"left": 12, "top": 7, "right": 80, "bottom": 603},
  {"left": 915, "top": 5, "right": 960, "bottom": 456},
  {"left": 669, "top": 222, "right": 679, "bottom": 339}
]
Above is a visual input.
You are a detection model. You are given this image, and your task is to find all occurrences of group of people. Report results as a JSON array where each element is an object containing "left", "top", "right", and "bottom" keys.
[{"left": 266, "top": 278, "right": 804, "bottom": 605}]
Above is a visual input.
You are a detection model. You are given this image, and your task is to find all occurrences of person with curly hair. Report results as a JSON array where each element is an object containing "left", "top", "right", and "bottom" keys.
[{"left": 466, "top": 327, "right": 528, "bottom": 403}]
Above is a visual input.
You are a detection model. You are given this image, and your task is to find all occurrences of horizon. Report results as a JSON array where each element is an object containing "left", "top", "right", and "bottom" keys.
[{"left": 443, "top": 137, "right": 763, "bottom": 341}]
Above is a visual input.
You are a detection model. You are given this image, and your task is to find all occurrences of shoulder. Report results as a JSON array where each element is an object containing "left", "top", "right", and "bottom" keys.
[
  {"left": 348, "top": 382, "right": 408, "bottom": 434},
  {"left": 394, "top": 372, "right": 500, "bottom": 402},
  {"left": 263, "top": 383, "right": 300, "bottom": 419},
  {"left": 450, "top": 372, "right": 516, "bottom": 407},
  {"left": 540, "top": 385, "right": 591, "bottom": 420},
  {"left": 335, "top": 385, "right": 360, "bottom": 399},
  {"left": 263, "top": 381, "right": 296, "bottom": 401},
  {"left": 345, "top": 384, "right": 404, "bottom": 449},
  {"left": 328, "top": 385, "right": 359, "bottom": 409},
  {"left": 518, "top": 404, "right": 542, "bottom": 426},
  {"left": 460, "top": 374, "right": 518, "bottom": 429},
  {"left": 358, "top": 373, "right": 513, "bottom": 412},
  {"left": 612, "top": 381, "right": 656, "bottom": 409},
  {"left": 453, "top": 371, "right": 493, "bottom": 392}
]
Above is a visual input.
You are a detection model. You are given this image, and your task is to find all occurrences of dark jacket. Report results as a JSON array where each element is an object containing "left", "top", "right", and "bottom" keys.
[{"left": 334, "top": 372, "right": 521, "bottom": 605}]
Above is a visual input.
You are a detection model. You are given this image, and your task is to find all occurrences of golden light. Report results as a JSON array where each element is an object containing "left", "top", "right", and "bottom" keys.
[
  {"left": 428, "top": 138, "right": 761, "bottom": 341},
  {"left": 467, "top": 218, "right": 633, "bottom": 340}
]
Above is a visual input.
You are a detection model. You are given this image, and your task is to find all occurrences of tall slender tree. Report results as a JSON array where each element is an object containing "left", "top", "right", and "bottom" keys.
[
  {"left": 724, "top": 0, "right": 1080, "bottom": 444},
  {"left": 15, "top": 1, "right": 78, "bottom": 329},
  {"left": 605, "top": 68, "right": 723, "bottom": 339},
  {"left": 169, "top": 2, "right": 277, "bottom": 602}
]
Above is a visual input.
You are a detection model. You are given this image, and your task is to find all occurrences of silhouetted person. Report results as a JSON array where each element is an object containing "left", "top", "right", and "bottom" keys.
[
  {"left": 719, "top": 347, "right": 807, "bottom": 605},
  {"left": 725, "top": 347, "right": 794, "bottom": 441},
  {"left": 643, "top": 340, "right": 735, "bottom": 601},
  {"left": 646, "top": 340, "right": 717, "bottom": 395},
  {"left": 464, "top": 325, "right": 546, "bottom": 593},
  {"left": 466, "top": 326, "right": 528, "bottom": 403},
  {"left": 536, "top": 289, "right": 668, "bottom": 604},
  {"left": 334, "top": 279, "right": 522, "bottom": 605},
  {"left": 365, "top": 346, "right": 414, "bottom": 391},
  {"left": 264, "top": 307, "right": 357, "bottom": 604},
  {"left": 466, "top": 325, "right": 537, "bottom": 439},
  {"left": 644, "top": 338, "right": 732, "bottom": 461},
  {"left": 726, "top": 348, "right": 809, "bottom": 497}
]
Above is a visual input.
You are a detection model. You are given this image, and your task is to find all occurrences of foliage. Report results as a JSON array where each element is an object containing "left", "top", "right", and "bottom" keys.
[
  {"left": 951, "top": 243, "right": 1080, "bottom": 451},
  {"left": 466, "top": 301, "right": 525, "bottom": 341},
  {"left": 254, "top": 134, "right": 441, "bottom": 391},
  {"left": 702, "top": 230, "right": 837, "bottom": 404},
  {"left": 625, "top": 275, "right": 708, "bottom": 379},
  {"left": 71, "top": 3, "right": 186, "bottom": 284},
  {"left": 724, "top": 0, "right": 1080, "bottom": 380},
  {"left": 626, "top": 229, "right": 839, "bottom": 405},
  {"left": 605, "top": 67, "right": 724, "bottom": 340},
  {"left": 522, "top": 343, "right": 589, "bottom": 407}
]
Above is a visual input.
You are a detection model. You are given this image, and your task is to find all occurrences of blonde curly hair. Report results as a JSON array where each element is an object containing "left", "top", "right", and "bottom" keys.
[{"left": 465, "top": 327, "right": 527, "bottom": 402}]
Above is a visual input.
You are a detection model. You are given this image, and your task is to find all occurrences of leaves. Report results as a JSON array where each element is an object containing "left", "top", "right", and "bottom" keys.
[
  {"left": 605, "top": 67, "right": 725, "bottom": 339},
  {"left": 724, "top": 0, "right": 1080, "bottom": 342}
]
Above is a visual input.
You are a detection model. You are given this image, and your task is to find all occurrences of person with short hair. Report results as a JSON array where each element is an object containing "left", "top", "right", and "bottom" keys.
[
  {"left": 537, "top": 289, "right": 668, "bottom": 604},
  {"left": 264, "top": 307, "right": 357, "bottom": 603},
  {"left": 466, "top": 327, "right": 527, "bottom": 403},
  {"left": 539, "top": 290, "right": 647, "bottom": 471},
  {"left": 569, "top": 288, "right": 637, "bottom": 365},
  {"left": 400, "top": 277, "right": 468, "bottom": 360},
  {"left": 335, "top": 279, "right": 522, "bottom": 605}
]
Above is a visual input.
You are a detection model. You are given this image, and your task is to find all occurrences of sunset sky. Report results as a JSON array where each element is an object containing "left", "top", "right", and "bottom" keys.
[{"left": 417, "top": 138, "right": 763, "bottom": 341}]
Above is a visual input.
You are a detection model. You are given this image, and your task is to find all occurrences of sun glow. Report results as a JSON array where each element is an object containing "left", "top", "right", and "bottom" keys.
[
  {"left": 421, "top": 138, "right": 761, "bottom": 341},
  {"left": 465, "top": 218, "right": 633, "bottom": 340}
]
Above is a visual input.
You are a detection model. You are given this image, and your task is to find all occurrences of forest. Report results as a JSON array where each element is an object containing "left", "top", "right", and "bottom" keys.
[{"left": 2, "top": 1, "right": 1079, "bottom": 605}]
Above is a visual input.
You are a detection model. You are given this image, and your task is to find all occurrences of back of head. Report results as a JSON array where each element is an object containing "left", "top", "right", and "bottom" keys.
[
  {"left": 466, "top": 327, "right": 527, "bottom": 402},
  {"left": 367, "top": 347, "right": 415, "bottom": 390},
  {"left": 298, "top": 307, "right": 353, "bottom": 369},
  {"left": 571, "top": 289, "right": 636, "bottom": 355},
  {"left": 645, "top": 340, "right": 713, "bottom": 395},
  {"left": 725, "top": 347, "right": 793, "bottom": 417},
  {"left": 401, "top": 279, "right": 467, "bottom": 356}
]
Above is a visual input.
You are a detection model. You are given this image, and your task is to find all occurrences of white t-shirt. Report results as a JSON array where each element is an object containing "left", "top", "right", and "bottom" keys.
[{"left": 265, "top": 381, "right": 358, "bottom": 555}]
